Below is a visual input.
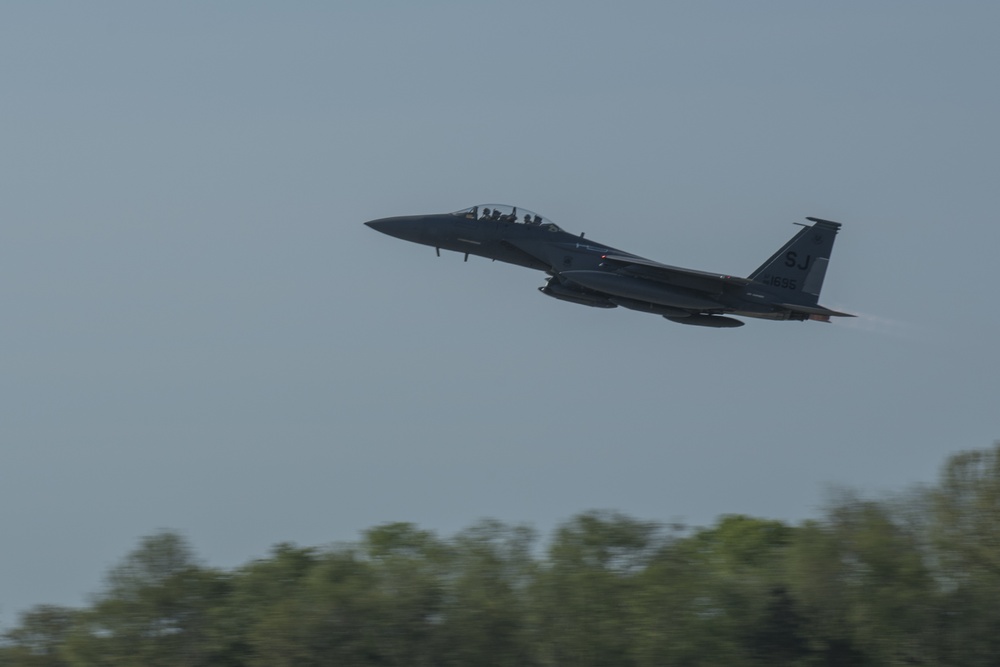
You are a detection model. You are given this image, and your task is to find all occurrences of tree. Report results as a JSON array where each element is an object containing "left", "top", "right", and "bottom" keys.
[
  {"left": 6, "top": 441, "right": 1000, "bottom": 667},
  {"left": 0, "top": 606, "right": 76, "bottom": 667},
  {"left": 221, "top": 542, "right": 322, "bottom": 667},
  {"left": 789, "top": 496, "right": 933, "bottom": 666},
  {"left": 61, "top": 532, "right": 232, "bottom": 667},
  {"left": 635, "top": 515, "right": 807, "bottom": 667},
  {"left": 532, "top": 511, "right": 660, "bottom": 667},
  {"left": 932, "top": 442, "right": 1000, "bottom": 578},
  {"left": 245, "top": 547, "right": 382, "bottom": 667},
  {"left": 437, "top": 520, "right": 537, "bottom": 667},
  {"left": 926, "top": 443, "right": 1000, "bottom": 665}
]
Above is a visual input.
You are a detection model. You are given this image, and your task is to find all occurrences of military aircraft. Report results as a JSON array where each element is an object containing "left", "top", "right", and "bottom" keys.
[{"left": 364, "top": 204, "right": 852, "bottom": 328}]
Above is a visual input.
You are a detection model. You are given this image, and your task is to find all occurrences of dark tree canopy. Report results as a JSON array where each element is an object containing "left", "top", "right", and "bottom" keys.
[{"left": 4, "top": 443, "right": 1000, "bottom": 667}]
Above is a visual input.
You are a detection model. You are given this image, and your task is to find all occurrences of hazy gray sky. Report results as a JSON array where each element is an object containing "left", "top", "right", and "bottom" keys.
[{"left": 2, "top": 2, "right": 998, "bottom": 624}]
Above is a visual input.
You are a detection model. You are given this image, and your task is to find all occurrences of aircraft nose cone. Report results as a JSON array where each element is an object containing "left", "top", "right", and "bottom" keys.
[
  {"left": 363, "top": 216, "right": 413, "bottom": 238},
  {"left": 363, "top": 217, "right": 392, "bottom": 233}
]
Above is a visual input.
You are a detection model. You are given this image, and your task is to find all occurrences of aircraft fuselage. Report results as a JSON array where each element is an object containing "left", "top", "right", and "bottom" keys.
[{"left": 365, "top": 205, "right": 851, "bottom": 328}]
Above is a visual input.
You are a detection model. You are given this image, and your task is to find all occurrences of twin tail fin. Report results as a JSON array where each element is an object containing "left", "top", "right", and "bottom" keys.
[{"left": 748, "top": 217, "right": 842, "bottom": 305}]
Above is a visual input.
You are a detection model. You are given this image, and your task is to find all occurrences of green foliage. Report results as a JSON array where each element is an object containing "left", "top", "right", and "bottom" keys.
[
  {"left": 926, "top": 442, "right": 1000, "bottom": 666},
  {"left": 932, "top": 443, "right": 1000, "bottom": 578},
  {"left": 633, "top": 515, "right": 806, "bottom": 667},
  {"left": 5, "top": 443, "right": 1000, "bottom": 666},
  {"left": 532, "top": 511, "right": 660, "bottom": 667},
  {"left": 438, "top": 520, "right": 537, "bottom": 667},
  {"left": 0, "top": 606, "right": 75, "bottom": 667},
  {"left": 58, "top": 532, "right": 233, "bottom": 667},
  {"left": 246, "top": 549, "right": 383, "bottom": 667}
]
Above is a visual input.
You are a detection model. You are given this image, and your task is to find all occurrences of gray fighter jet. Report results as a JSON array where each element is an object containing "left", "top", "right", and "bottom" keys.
[{"left": 364, "top": 204, "right": 852, "bottom": 328}]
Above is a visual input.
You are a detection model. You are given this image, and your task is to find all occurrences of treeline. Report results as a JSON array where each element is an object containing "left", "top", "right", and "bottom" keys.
[{"left": 3, "top": 444, "right": 1000, "bottom": 667}]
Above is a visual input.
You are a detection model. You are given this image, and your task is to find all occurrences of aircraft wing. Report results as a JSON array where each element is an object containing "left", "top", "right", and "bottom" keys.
[
  {"left": 496, "top": 240, "right": 553, "bottom": 269},
  {"left": 600, "top": 253, "right": 753, "bottom": 294}
]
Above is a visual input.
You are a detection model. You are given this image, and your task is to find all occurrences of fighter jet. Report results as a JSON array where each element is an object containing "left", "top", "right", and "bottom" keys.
[{"left": 364, "top": 204, "right": 852, "bottom": 328}]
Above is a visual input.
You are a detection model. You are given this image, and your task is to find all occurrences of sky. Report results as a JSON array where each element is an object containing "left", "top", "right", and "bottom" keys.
[{"left": 2, "top": 2, "right": 998, "bottom": 625}]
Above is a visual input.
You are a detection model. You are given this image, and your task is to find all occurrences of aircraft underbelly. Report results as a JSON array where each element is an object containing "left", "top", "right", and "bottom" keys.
[{"left": 561, "top": 271, "right": 721, "bottom": 311}]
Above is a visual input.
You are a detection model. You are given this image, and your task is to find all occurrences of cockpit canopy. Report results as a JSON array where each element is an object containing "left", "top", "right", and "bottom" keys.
[{"left": 451, "top": 204, "right": 562, "bottom": 232}]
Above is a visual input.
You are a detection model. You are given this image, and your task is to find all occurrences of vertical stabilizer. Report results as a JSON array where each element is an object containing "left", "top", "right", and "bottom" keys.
[{"left": 748, "top": 218, "right": 842, "bottom": 304}]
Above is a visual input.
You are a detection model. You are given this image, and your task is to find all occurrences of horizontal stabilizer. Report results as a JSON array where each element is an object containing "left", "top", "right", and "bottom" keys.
[
  {"left": 664, "top": 314, "right": 745, "bottom": 328},
  {"left": 805, "top": 217, "right": 843, "bottom": 230},
  {"left": 778, "top": 303, "right": 855, "bottom": 318}
]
